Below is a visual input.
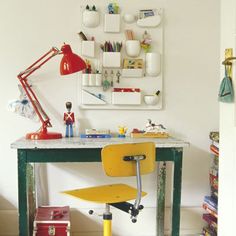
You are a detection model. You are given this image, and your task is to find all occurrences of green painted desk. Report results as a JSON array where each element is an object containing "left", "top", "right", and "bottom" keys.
[{"left": 11, "top": 137, "right": 189, "bottom": 236}]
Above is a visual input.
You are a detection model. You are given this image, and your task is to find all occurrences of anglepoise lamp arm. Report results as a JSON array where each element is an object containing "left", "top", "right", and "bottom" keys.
[
  {"left": 18, "top": 47, "right": 60, "bottom": 131},
  {"left": 17, "top": 44, "right": 86, "bottom": 140}
]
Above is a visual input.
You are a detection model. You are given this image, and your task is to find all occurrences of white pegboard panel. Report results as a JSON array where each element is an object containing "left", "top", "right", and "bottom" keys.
[{"left": 77, "top": 2, "right": 164, "bottom": 110}]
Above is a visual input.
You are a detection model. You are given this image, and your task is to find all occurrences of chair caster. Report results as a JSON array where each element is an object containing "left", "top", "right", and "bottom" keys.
[
  {"left": 88, "top": 210, "right": 94, "bottom": 215},
  {"left": 131, "top": 218, "right": 137, "bottom": 223},
  {"left": 88, "top": 209, "right": 103, "bottom": 218},
  {"left": 138, "top": 205, "right": 144, "bottom": 210}
]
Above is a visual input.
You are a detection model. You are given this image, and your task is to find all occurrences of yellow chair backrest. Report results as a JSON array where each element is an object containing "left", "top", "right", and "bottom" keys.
[{"left": 101, "top": 142, "right": 156, "bottom": 177}]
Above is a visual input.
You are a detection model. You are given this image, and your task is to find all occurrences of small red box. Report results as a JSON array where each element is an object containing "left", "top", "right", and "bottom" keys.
[{"left": 33, "top": 206, "right": 70, "bottom": 236}]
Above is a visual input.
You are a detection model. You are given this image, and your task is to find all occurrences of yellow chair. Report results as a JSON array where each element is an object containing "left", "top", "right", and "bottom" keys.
[{"left": 62, "top": 142, "right": 156, "bottom": 236}]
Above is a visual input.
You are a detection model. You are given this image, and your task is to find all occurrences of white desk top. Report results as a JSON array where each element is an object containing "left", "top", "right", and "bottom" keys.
[{"left": 11, "top": 137, "right": 189, "bottom": 149}]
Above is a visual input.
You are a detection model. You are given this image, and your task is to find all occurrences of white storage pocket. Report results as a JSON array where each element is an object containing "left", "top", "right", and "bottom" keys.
[
  {"left": 112, "top": 89, "right": 141, "bottom": 105},
  {"left": 125, "top": 40, "right": 141, "bottom": 57},
  {"left": 82, "top": 90, "right": 106, "bottom": 105},
  {"left": 104, "top": 14, "right": 120, "bottom": 32},
  {"left": 103, "top": 52, "right": 121, "bottom": 68},
  {"left": 82, "top": 10, "right": 100, "bottom": 28},
  {"left": 146, "top": 52, "right": 161, "bottom": 76},
  {"left": 122, "top": 69, "right": 143, "bottom": 78},
  {"left": 82, "top": 74, "right": 89, "bottom": 86},
  {"left": 81, "top": 41, "right": 95, "bottom": 58}
]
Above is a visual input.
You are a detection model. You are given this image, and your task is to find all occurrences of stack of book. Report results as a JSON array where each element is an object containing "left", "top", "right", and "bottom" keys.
[
  {"left": 80, "top": 129, "right": 112, "bottom": 138},
  {"left": 202, "top": 132, "right": 219, "bottom": 236}
]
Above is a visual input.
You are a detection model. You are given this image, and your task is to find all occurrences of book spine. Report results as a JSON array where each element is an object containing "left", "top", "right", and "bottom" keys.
[
  {"left": 204, "top": 196, "right": 217, "bottom": 206},
  {"left": 80, "top": 134, "right": 112, "bottom": 138},
  {"left": 85, "top": 129, "right": 110, "bottom": 135},
  {"left": 202, "top": 203, "right": 218, "bottom": 218},
  {"left": 210, "top": 144, "right": 219, "bottom": 156}
]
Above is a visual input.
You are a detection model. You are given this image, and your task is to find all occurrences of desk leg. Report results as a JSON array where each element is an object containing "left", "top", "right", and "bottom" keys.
[
  {"left": 157, "top": 162, "right": 166, "bottom": 236},
  {"left": 18, "top": 151, "right": 36, "bottom": 236},
  {"left": 18, "top": 150, "right": 29, "bottom": 236},
  {"left": 27, "top": 163, "right": 36, "bottom": 235},
  {"left": 171, "top": 148, "right": 183, "bottom": 236}
]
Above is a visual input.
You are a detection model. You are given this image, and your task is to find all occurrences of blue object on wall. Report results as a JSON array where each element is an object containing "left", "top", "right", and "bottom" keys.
[{"left": 218, "top": 66, "right": 234, "bottom": 103}]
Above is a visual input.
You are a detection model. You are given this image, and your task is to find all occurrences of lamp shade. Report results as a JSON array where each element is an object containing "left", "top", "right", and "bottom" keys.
[{"left": 60, "top": 44, "right": 86, "bottom": 75}]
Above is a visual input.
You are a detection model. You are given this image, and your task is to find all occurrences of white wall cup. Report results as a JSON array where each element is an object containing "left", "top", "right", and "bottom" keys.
[
  {"left": 82, "top": 10, "right": 100, "bottom": 28},
  {"left": 125, "top": 40, "right": 141, "bottom": 57},
  {"left": 82, "top": 74, "right": 89, "bottom": 86},
  {"left": 103, "top": 52, "right": 121, "bottom": 68},
  {"left": 81, "top": 40, "right": 95, "bottom": 58},
  {"left": 144, "top": 94, "right": 159, "bottom": 105},
  {"left": 146, "top": 52, "right": 161, "bottom": 76},
  {"left": 95, "top": 74, "right": 102, "bottom": 86},
  {"left": 89, "top": 74, "right": 96, "bottom": 86},
  {"left": 123, "top": 13, "right": 136, "bottom": 23}
]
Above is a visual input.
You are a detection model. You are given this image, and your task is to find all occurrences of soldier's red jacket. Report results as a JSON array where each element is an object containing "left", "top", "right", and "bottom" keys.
[{"left": 64, "top": 112, "right": 75, "bottom": 124}]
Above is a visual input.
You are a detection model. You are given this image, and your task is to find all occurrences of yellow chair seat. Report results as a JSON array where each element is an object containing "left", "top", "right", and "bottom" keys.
[{"left": 63, "top": 183, "right": 147, "bottom": 204}]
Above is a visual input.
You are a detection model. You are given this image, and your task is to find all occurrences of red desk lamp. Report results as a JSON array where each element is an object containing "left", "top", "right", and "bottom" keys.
[{"left": 17, "top": 44, "right": 86, "bottom": 140}]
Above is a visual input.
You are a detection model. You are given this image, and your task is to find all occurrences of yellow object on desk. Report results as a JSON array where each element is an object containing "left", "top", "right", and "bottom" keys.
[{"left": 130, "top": 132, "right": 169, "bottom": 138}]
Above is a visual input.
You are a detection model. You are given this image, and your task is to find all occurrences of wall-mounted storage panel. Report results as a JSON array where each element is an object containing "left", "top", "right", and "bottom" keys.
[{"left": 78, "top": 3, "right": 163, "bottom": 110}]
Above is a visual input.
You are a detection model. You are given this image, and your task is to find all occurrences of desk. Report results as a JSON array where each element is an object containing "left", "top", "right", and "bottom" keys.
[{"left": 11, "top": 137, "right": 189, "bottom": 236}]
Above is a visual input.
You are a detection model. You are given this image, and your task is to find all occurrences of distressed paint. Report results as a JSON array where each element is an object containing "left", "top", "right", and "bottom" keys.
[
  {"left": 27, "top": 163, "right": 35, "bottom": 235},
  {"left": 171, "top": 148, "right": 183, "bottom": 236},
  {"left": 156, "top": 162, "right": 166, "bottom": 236},
  {"left": 18, "top": 150, "right": 29, "bottom": 236},
  {"left": 11, "top": 137, "right": 189, "bottom": 150}
]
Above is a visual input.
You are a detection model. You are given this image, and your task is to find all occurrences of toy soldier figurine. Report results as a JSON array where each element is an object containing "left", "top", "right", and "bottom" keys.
[{"left": 64, "top": 102, "right": 75, "bottom": 137}]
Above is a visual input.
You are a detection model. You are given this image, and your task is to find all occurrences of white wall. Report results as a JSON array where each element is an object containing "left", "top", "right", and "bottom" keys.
[
  {"left": 219, "top": 0, "right": 236, "bottom": 235},
  {"left": 0, "top": 0, "right": 220, "bottom": 235}
]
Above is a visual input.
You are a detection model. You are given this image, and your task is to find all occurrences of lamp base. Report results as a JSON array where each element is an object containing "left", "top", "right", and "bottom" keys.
[{"left": 26, "top": 130, "right": 62, "bottom": 140}]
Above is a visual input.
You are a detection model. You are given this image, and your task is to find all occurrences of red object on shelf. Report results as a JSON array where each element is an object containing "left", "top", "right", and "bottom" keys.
[
  {"left": 113, "top": 88, "right": 140, "bottom": 92},
  {"left": 210, "top": 144, "right": 219, "bottom": 156},
  {"left": 17, "top": 44, "right": 86, "bottom": 140},
  {"left": 209, "top": 173, "right": 218, "bottom": 190},
  {"left": 202, "top": 203, "right": 218, "bottom": 218},
  {"left": 33, "top": 206, "right": 70, "bottom": 236}
]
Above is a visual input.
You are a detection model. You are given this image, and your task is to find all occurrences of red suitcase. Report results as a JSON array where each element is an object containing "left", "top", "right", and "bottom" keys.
[{"left": 33, "top": 206, "right": 70, "bottom": 236}]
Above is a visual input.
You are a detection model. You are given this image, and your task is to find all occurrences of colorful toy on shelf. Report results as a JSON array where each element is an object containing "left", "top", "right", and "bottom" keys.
[
  {"left": 64, "top": 102, "right": 75, "bottom": 137},
  {"left": 145, "top": 119, "right": 166, "bottom": 132},
  {"left": 118, "top": 126, "right": 128, "bottom": 138},
  {"left": 131, "top": 119, "right": 169, "bottom": 138},
  {"left": 107, "top": 2, "right": 119, "bottom": 14},
  {"left": 141, "top": 30, "right": 152, "bottom": 53}
]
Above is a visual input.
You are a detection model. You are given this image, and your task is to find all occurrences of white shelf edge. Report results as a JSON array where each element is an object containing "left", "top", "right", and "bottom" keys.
[{"left": 79, "top": 105, "right": 163, "bottom": 110}]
